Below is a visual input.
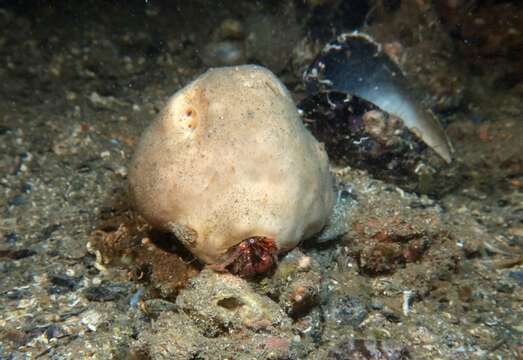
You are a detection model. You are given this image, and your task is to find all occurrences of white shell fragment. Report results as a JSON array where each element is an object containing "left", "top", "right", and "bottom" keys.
[{"left": 129, "top": 65, "right": 335, "bottom": 265}]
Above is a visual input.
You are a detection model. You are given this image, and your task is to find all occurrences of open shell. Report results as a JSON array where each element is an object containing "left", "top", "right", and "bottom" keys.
[{"left": 303, "top": 32, "right": 453, "bottom": 163}]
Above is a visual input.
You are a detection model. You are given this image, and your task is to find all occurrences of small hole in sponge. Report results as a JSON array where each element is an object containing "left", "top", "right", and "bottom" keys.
[
  {"left": 217, "top": 297, "right": 243, "bottom": 310},
  {"left": 182, "top": 108, "right": 198, "bottom": 129}
]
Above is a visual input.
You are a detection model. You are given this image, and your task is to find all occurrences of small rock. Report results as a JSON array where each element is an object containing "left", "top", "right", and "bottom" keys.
[
  {"left": 275, "top": 274, "right": 320, "bottom": 319},
  {"left": 261, "top": 335, "right": 291, "bottom": 355},
  {"left": 5, "top": 288, "right": 30, "bottom": 300},
  {"left": 509, "top": 271, "right": 523, "bottom": 286},
  {"left": 45, "top": 325, "right": 63, "bottom": 340},
  {"left": 294, "top": 308, "right": 323, "bottom": 343},
  {"left": 323, "top": 295, "right": 369, "bottom": 328},
  {"left": 88, "top": 91, "right": 124, "bottom": 110},
  {"left": 133, "top": 311, "right": 206, "bottom": 360},
  {"left": 81, "top": 309, "right": 107, "bottom": 331},
  {"left": 176, "top": 269, "right": 290, "bottom": 335},
  {"left": 3, "top": 232, "right": 17, "bottom": 245},
  {"left": 49, "top": 274, "right": 81, "bottom": 291},
  {"left": 327, "top": 337, "right": 410, "bottom": 359},
  {"left": 267, "top": 249, "right": 322, "bottom": 318},
  {"left": 83, "top": 283, "right": 131, "bottom": 302},
  {"left": 20, "top": 183, "right": 31, "bottom": 193},
  {"left": 8, "top": 194, "right": 24, "bottom": 207},
  {"left": 507, "top": 225, "right": 523, "bottom": 238},
  {"left": 0, "top": 248, "right": 36, "bottom": 260},
  {"left": 143, "top": 298, "right": 177, "bottom": 316},
  {"left": 40, "top": 223, "right": 61, "bottom": 241},
  {"left": 382, "top": 309, "right": 402, "bottom": 323}
]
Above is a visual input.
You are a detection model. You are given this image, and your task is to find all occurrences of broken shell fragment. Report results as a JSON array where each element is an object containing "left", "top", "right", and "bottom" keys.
[
  {"left": 128, "top": 65, "right": 334, "bottom": 273},
  {"left": 303, "top": 32, "right": 453, "bottom": 163}
]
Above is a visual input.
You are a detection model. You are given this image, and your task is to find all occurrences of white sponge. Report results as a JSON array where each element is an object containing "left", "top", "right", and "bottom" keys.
[{"left": 129, "top": 65, "right": 334, "bottom": 265}]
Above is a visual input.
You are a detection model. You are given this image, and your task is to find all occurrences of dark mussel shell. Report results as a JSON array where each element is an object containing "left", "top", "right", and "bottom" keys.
[
  {"left": 300, "top": 92, "right": 455, "bottom": 195},
  {"left": 300, "top": 33, "right": 456, "bottom": 195},
  {"left": 303, "top": 32, "right": 453, "bottom": 164}
]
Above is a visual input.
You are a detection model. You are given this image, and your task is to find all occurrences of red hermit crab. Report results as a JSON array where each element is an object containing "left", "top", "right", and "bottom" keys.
[{"left": 211, "top": 237, "right": 279, "bottom": 278}]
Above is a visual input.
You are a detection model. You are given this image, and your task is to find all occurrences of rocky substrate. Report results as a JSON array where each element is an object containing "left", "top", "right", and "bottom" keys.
[{"left": 1, "top": 1, "right": 522, "bottom": 359}]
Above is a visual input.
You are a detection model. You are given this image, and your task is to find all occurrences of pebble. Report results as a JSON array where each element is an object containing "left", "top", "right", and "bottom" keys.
[
  {"left": 8, "top": 194, "right": 24, "bottom": 207},
  {"left": 114, "top": 165, "right": 127, "bottom": 177},
  {"left": 47, "top": 285, "right": 73, "bottom": 296},
  {"left": 383, "top": 309, "right": 402, "bottom": 323},
  {"left": 45, "top": 324, "right": 62, "bottom": 340},
  {"left": 0, "top": 248, "right": 36, "bottom": 260},
  {"left": 20, "top": 183, "right": 31, "bottom": 193},
  {"left": 507, "top": 225, "right": 523, "bottom": 238},
  {"left": 88, "top": 91, "right": 123, "bottom": 110},
  {"left": 81, "top": 309, "right": 105, "bottom": 331},
  {"left": 323, "top": 296, "right": 369, "bottom": 328},
  {"left": 5, "top": 288, "right": 31, "bottom": 300},
  {"left": 49, "top": 274, "right": 81, "bottom": 291},
  {"left": 83, "top": 283, "right": 131, "bottom": 302},
  {"left": 495, "top": 280, "right": 514, "bottom": 293},
  {"left": 280, "top": 275, "right": 321, "bottom": 318},
  {"left": 143, "top": 298, "right": 177, "bottom": 315},
  {"left": 509, "top": 271, "right": 523, "bottom": 286},
  {"left": 40, "top": 224, "right": 61, "bottom": 241},
  {"left": 327, "top": 337, "right": 410, "bottom": 359},
  {"left": 4, "top": 232, "right": 17, "bottom": 245}
]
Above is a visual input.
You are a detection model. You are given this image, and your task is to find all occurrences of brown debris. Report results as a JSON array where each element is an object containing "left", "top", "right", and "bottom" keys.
[
  {"left": 90, "top": 196, "right": 200, "bottom": 299},
  {"left": 349, "top": 211, "right": 445, "bottom": 275}
]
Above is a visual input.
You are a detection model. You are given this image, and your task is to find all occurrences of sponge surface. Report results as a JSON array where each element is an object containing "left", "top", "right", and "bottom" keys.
[{"left": 129, "top": 65, "right": 334, "bottom": 264}]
